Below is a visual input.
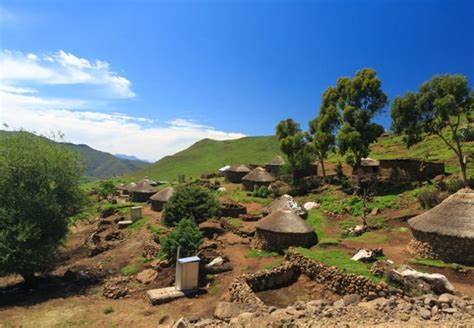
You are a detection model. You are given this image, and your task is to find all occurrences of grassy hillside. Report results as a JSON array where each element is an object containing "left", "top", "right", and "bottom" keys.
[
  {"left": 129, "top": 136, "right": 283, "bottom": 181},
  {"left": 0, "top": 131, "right": 149, "bottom": 181}
]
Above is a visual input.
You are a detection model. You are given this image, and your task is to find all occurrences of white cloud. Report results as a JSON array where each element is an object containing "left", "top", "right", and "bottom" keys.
[
  {"left": 0, "top": 88, "right": 245, "bottom": 162},
  {"left": 0, "top": 50, "right": 135, "bottom": 98}
]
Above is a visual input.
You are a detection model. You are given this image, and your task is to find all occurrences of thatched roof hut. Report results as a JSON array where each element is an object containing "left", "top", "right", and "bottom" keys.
[
  {"left": 255, "top": 210, "right": 317, "bottom": 252},
  {"left": 122, "top": 182, "right": 137, "bottom": 195},
  {"left": 241, "top": 167, "right": 275, "bottom": 191},
  {"left": 263, "top": 195, "right": 307, "bottom": 218},
  {"left": 408, "top": 188, "right": 474, "bottom": 264},
  {"left": 150, "top": 187, "right": 175, "bottom": 212},
  {"left": 129, "top": 180, "right": 157, "bottom": 202},
  {"left": 225, "top": 164, "right": 251, "bottom": 183},
  {"left": 265, "top": 155, "right": 285, "bottom": 176}
]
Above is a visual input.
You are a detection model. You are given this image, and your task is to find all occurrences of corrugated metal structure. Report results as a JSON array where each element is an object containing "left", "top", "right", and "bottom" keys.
[{"left": 175, "top": 256, "right": 200, "bottom": 291}]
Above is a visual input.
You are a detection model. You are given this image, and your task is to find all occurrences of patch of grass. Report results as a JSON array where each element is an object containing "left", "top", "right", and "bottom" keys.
[
  {"left": 346, "top": 231, "right": 388, "bottom": 244},
  {"left": 260, "top": 259, "right": 284, "bottom": 270},
  {"left": 103, "top": 306, "right": 114, "bottom": 315},
  {"left": 306, "top": 209, "right": 340, "bottom": 245},
  {"left": 224, "top": 217, "right": 243, "bottom": 228},
  {"left": 147, "top": 223, "right": 163, "bottom": 237},
  {"left": 399, "top": 227, "right": 408, "bottom": 233},
  {"left": 295, "top": 247, "right": 381, "bottom": 282},
  {"left": 246, "top": 249, "right": 279, "bottom": 258},
  {"left": 411, "top": 258, "right": 470, "bottom": 270},
  {"left": 227, "top": 190, "right": 273, "bottom": 205},
  {"left": 127, "top": 216, "right": 149, "bottom": 232},
  {"left": 208, "top": 285, "right": 220, "bottom": 295},
  {"left": 120, "top": 264, "right": 140, "bottom": 276}
]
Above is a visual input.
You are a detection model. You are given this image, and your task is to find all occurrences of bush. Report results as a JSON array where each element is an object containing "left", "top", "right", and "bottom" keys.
[
  {"left": 252, "top": 185, "right": 271, "bottom": 198},
  {"left": 417, "top": 190, "right": 443, "bottom": 209},
  {"left": 98, "top": 180, "right": 115, "bottom": 199},
  {"left": 163, "top": 186, "right": 219, "bottom": 226},
  {"left": 103, "top": 306, "right": 114, "bottom": 314},
  {"left": 160, "top": 218, "right": 204, "bottom": 261},
  {"left": 445, "top": 179, "right": 465, "bottom": 194}
]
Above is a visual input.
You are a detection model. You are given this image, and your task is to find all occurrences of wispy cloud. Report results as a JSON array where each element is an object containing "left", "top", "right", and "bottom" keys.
[{"left": 0, "top": 50, "right": 135, "bottom": 98}]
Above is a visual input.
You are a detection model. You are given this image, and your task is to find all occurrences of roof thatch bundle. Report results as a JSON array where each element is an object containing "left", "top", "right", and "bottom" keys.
[
  {"left": 409, "top": 188, "right": 474, "bottom": 238},
  {"left": 257, "top": 210, "right": 313, "bottom": 234},
  {"left": 150, "top": 187, "right": 174, "bottom": 202},
  {"left": 265, "top": 155, "right": 285, "bottom": 166},
  {"left": 227, "top": 164, "right": 251, "bottom": 173},
  {"left": 130, "top": 180, "right": 156, "bottom": 193},
  {"left": 242, "top": 167, "right": 275, "bottom": 182}
]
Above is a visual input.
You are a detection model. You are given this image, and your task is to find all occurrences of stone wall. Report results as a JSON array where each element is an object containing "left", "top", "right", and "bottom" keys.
[
  {"left": 150, "top": 200, "right": 165, "bottom": 212},
  {"left": 242, "top": 180, "right": 271, "bottom": 192},
  {"left": 225, "top": 171, "right": 247, "bottom": 183},
  {"left": 254, "top": 230, "right": 317, "bottom": 253},
  {"left": 229, "top": 251, "right": 396, "bottom": 305},
  {"left": 409, "top": 230, "right": 474, "bottom": 264}
]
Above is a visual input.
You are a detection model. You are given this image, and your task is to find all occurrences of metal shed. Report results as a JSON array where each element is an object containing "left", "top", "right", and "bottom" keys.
[{"left": 175, "top": 256, "right": 200, "bottom": 291}]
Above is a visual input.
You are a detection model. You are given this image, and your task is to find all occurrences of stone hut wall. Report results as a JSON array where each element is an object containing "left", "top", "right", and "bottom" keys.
[
  {"left": 242, "top": 180, "right": 271, "bottom": 192},
  {"left": 409, "top": 230, "right": 474, "bottom": 265},
  {"left": 131, "top": 192, "right": 154, "bottom": 202},
  {"left": 150, "top": 200, "right": 165, "bottom": 212},
  {"left": 265, "top": 164, "right": 282, "bottom": 177},
  {"left": 225, "top": 171, "right": 248, "bottom": 183},
  {"left": 255, "top": 229, "right": 317, "bottom": 253},
  {"left": 378, "top": 160, "right": 444, "bottom": 182}
]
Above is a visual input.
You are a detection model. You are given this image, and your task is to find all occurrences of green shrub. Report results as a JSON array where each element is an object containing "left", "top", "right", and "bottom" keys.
[
  {"left": 252, "top": 185, "right": 271, "bottom": 198},
  {"left": 163, "top": 186, "right": 219, "bottom": 226},
  {"left": 98, "top": 180, "right": 115, "bottom": 199},
  {"left": 160, "top": 218, "right": 204, "bottom": 261},
  {"left": 103, "top": 306, "right": 114, "bottom": 314},
  {"left": 120, "top": 264, "right": 140, "bottom": 276},
  {"left": 445, "top": 179, "right": 465, "bottom": 194}
]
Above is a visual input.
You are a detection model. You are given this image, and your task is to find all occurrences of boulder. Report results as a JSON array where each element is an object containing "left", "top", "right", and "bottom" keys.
[
  {"left": 214, "top": 302, "right": 242, "bottom": 320},
  {"left": 136, "top": 269, "right": 158, "bottom": 284},
  {"left": 351, "top": 248, "right": 383, "bottom": 263},
  {"left": 303, "top": 202, "right": 320, "bottom": 211},
  {"left": 388, "top": 266, "right": 455, "bottom": 295},
  {"left": 343, "top": 294, "right": 361, "bottom": 306}
]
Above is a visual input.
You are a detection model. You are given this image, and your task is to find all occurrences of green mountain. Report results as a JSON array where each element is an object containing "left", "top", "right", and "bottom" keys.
[
  {"left": 0, "top": 131, "right": 149, "bottom": 180},
  {"left": 129, "top": 136, "right": 283, "bottom": 181}
]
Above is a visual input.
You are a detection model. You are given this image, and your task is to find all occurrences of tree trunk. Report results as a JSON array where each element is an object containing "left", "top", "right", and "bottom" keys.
[
  {"left": 459, "top": 154, "right": 469, "bottom": 187},
  {"left": 320, "top": 159, "right": 327, "bottom": 184}
]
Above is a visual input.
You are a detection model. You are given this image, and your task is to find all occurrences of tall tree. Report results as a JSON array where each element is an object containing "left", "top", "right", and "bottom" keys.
[
  {"left": 309, "top": 87, "right": 340, "bottom": 182},
  {"left": 0, "top": 131, "right": 85, "bottom": 283},
  {"left": 391, "top": 74, "right": 473, "bottom": 186},
  {"left": 275, "top": 119, "right": 313, "bottom": 179},
  {"left": 329, "top": 68, "right": 388, "bottom": 168}
]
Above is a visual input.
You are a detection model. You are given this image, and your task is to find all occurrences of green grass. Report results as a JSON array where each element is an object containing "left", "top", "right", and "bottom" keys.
[
  {"left": 260, "top": 259, "right": 284, "bottom": 270},
  {"left": 127, "top": 136, "right": 283, "bottom": 181},
  {"left": 208, "top": 285, "right": 220, "bottom": 295},
  {"left": 223, "top": 217, "right": 243, "bottom": 228},
  {"left": 295, "top": 247, "right": 381, "bottom": 281},
  {"left": 411, "top": 258, "right": 471, "bottom": 270},
  {"left": 345, "top": 231, "right": 388, "bottom": 244},
  {"left": 127, "top": 217, "right": 149, "bottom": 231},
  {"left": 306, "top": 209, "right": 340, "bottom": 245},
  {"left": 224, "top": 189, "right": 273, "bottom": 205},
  {"left": 120, "top": 264, "right": 140, "bottom": 276},
  {"left": 246, "top": 249, "right": 279, "bottom": 258},
  {"left": 103, "top": 306, "right": 114, "bottom": 315},
  {"left": 147, "top": 223, "right": 163, "bottom": 237}
]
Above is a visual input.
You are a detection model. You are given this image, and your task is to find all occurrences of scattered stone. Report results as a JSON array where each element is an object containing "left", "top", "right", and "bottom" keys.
[
  {"left": 136, "top": 269, "right": 158, "bottom": 285},
  {"left": 303, "top": 202, "right": 320, "bottom": 211},
  {"left": 370, "top": 208, "right": 380, "bottom": 216},
  {"left": 351, "top": 248, "right": 383, "bottom": 263},
  {"left": 388, "top": 266, "right": 455, "bottom": 295},
  {"left": 214, "top": 302, "right": 241, "bottom": 320},
  {"left": 343, "top": 294, "right": 361, "bottom": 306},
  {"left": 118, "top": 220, "right": 133, "bottom": 229},
  {"left": 419, "top": 308, "right": 432, "bottom": 320}
]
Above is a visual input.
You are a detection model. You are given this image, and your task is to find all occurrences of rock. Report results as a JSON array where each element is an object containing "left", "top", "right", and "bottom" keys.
[
  {"left": 214, "top": 302, "right": 241, "bottom": 320},
  {"left": 333, "top": 299, "right": 345, "bottom": 309},
  {"left": 229, "top": 312, "right": 254, "bottom": 326},
  {"left": 442, "top": 308, "right": 457, "bottom": 314},
  {"left": 388, "top": 266, "right": 455, "bottom": 295},
  {"left": 118, "top": 220, "right": 133, "bottom": 229},
  {"left": 136, "top": 269, "right": 158, "bottom": 284},
  {"left": 207, "top": 257, "right": 224, "bottom": 267},
  {"left": 351, "top": 248, "right": 383, "bottom": 263},
  {"left": 419, "top": 308, "right": 432, "bottom": 320},
  {"left": 438, "top": 293, "right": 458, "bottom": 304},
  {"left": 343, "top": 294, "right": 361, "bottom": 306},
  {"left": 172, "top": 317, "right": 188, "bottom": 328},
  {"left": 303, "top": 202, "right": 320, "bottom": 211},
  {"left": 159, "top": 315, "right": 170, "bottom": 324},
  {"left": 424, "top": 295, "right": 438, "bottom": 307},
  {"left": 370, "top": 207, "right": 380, "bottom": 216}
]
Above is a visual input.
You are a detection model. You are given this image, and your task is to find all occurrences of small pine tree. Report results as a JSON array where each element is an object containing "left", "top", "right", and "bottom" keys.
[{"left": 160, "top": 218, "right": 204, "bottom": 261}]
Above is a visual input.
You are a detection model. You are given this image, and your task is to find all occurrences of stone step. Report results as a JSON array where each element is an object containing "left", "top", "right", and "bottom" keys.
[
  {"left": 146, "top": 287, "right": 201, "bottom": 306},
  {"left": 118, "top": 220, "right": 133, "bottom": 229}
]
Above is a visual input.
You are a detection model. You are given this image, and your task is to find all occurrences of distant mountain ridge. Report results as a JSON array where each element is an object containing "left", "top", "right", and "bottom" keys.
[
  {"left": 0, "top": 131, "right": 150, "bottom": 180},
  {"left": 115, "top": 153, "right": 150, "bottom": 162}
]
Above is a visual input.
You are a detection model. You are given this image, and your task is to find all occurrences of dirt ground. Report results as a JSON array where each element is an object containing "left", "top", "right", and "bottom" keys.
[{"left": 1, "top": 183, "right": 473, "bottom": 327}]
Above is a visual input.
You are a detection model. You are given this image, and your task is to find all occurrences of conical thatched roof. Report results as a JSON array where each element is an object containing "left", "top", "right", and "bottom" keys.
[
  {"left": 263, "top": 195, "right": 307, "bottom": 218},
  {"left": 408, "top": 188, "right": 474, "bottom": 239},
  {"left": 266, "top": 155, "right": 285, "bottom": 166},
  {"left": 257, "top": 210, "right": 314, "bottom": 233},
  {"left": 124, "top": 182, "right": 137, "bottom": 192},
  {"left": 150, "top": 187, "right": 174, "bottom": 202},
  {"left": 242, "top": 167, "right": 275, "bottom": 182},
  {"left": 227, "top": 164, "right": 251, "bottom": 173},
  {"left": 129, "top": 180, "right": 156, "bottom": 193}
]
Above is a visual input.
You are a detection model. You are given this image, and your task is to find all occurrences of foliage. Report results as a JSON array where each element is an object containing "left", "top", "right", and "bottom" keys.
[
  {"left": 224, "top": 217, "right": 243, "bottom": 228},
  {"left": 275, "top": 119, "right": 314, "bottom": 179},
  {"left": 98, "top": 180, "right": 115, "bottom": 199},
  {"left": 103, "top": 306, "right": 114, "bottom": 315},
  {"left": 160, "top": 218, "right": 204, "bottom": 261},
  {"left": 163, "top": 185, "right": 219, "bottom": 226},
  {"left": 0, "top": 131, "right": 85, "bottom": 282},
  {"left": 127, "top": 217, "right": 149, "bottom": 232},
  {"left": 120, "top": 264, "right": 140, "bottom": 276},
  {"left": 391, "top": 74, "right": 473, "bottom": 185},
  {"left": 305, "top": 210, "right": 340, "bottom": 245},
  {"left": 252, "top": 185, "right": 272, "bottom": 198},
  {"left": 323, "top": 68, "right": 388, "bottom": 168},
  {"left": 444, "top": 179, "right": 468, "bottom": 194}
]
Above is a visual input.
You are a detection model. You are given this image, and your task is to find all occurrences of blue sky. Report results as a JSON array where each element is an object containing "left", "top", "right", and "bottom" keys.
[{"left": 1, "top": 0, "right": 473, "bottom": 161}]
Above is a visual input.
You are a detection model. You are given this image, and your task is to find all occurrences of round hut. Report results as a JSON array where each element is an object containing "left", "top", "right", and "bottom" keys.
[
  {"left": 129, "top": 180, "right": 157, "bottom": 202},
  {"left": 255, "top": 210, "right": 317, "bottom": 252},
  {"left": 263, "top": 194, "right": 307, "bottom": 219},
  {"left": 225, "top": 164, "right": 251, "bottom": 183},
  {"left": 265, "top": 155, "right": 285, "bottom": 176},
  {"left": 122, "top": 182, "right": 137, "bottom": 196},
  {"left": 408, "top": 188, "right": 474, "bottom": 264},
  {"left": 150, "top": 187, "right": 175, "bottom": 212},
  {"left": 241, "top": 167, "right": 275, "bottom": 191}
]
